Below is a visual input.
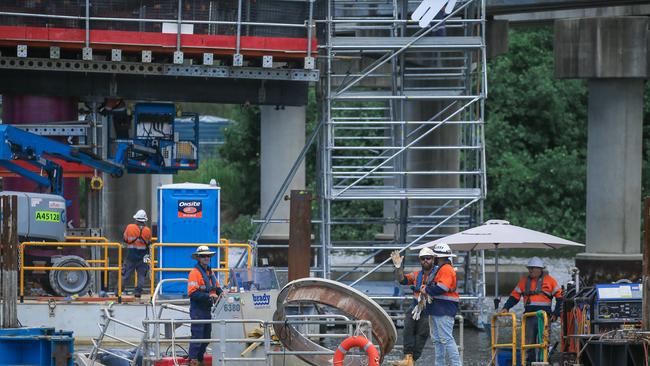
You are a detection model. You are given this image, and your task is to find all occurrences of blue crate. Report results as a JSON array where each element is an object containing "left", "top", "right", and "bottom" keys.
[
  {"left": 158, "top": 182, "right": 220, "bottom": 294},
  {"left": 495, "top": 349, "right": 521, "bottom": 366},
  {"left": 0, "top": 327, "right": 74, "bottom": 366}
]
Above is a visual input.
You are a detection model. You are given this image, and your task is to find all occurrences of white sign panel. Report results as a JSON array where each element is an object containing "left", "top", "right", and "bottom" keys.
[{"left": 412, "top": 0, "right": 458, "bottom": 28}]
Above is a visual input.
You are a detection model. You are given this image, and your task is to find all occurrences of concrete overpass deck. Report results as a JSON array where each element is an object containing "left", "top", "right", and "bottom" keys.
[{"left": 488, "top": 0, "right": 650, "bottom": 15}]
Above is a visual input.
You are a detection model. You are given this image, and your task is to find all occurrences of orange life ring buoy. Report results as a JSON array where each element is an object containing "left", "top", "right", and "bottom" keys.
[{"left": 333, "top": 336, "right": 379, "bottom": 366}]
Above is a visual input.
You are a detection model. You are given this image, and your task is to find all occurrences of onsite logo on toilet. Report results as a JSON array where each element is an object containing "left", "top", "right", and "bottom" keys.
[{"left": 178, "top": 200, "right": 203, "bottom": 218}]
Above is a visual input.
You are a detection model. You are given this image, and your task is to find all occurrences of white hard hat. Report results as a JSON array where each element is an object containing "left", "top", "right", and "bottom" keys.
[
  {"left": 192, "top": 245, "right": 216, "bottom": 259},
  {"left": 527, "top": 257, "right": 545, "bottom": 269},
  {"left": 418, "top": 247, "right": 435, "bottom": 258},
  {"left": 133, "top": 209, "right": 148, "bottom": 222},
  {"left": 432, "top": 243, "right": 457, "bottom": 258}
]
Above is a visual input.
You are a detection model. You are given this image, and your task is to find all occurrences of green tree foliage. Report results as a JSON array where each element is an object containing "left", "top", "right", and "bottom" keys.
[
  {"left": 176, "top": 26, "right": 650, "bottom": 251},
  {"left": 485, "top": 27, "right": 588, "bottom": 245},
  {"left": 175, "top": 105, "right": 260, "bottom": 228}
]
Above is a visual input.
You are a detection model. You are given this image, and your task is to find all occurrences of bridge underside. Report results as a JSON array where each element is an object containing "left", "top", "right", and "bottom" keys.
[
  {"left": 0, "top": 69, "right": 309, "bottom": 105},
  {"left": 488, "top": 0, "right": 650, "bottom": 14}
]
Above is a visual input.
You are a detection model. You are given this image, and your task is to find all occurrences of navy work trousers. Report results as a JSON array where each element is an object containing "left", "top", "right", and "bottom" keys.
[
  {"left": 189, "top": 306, "right": 212, "bottom": 361},
  {"left": 121, "top": 257, "right": 148, "bottom": 295}
]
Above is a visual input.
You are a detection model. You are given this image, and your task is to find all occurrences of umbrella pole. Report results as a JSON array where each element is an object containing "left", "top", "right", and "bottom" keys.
[{"left": 494, "top": 245, "right": 500, "bottom": 310}]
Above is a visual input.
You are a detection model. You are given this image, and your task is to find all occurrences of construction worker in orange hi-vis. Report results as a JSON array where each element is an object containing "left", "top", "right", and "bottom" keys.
[
  {"left": 187, "top": 245, "right": 223, "bottom": 366},
  {"left": 121, "top": 209, "right": 152, "bottom": 298},
  {"left": 424, "top": 243, "right": 461, "bottom": 366},
  {"left": 390, "top": 247, "right": 434, "bottom": 366},
  {"left": 500, "top": 257, "right": 563, "bottom": 365}
]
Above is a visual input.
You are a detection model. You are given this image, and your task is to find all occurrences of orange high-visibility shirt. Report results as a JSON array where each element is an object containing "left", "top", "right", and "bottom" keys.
[
  {"left": 123, "top": 223, "right": 152, "bottom": 250},
  {"left": 403, "top": 270, "right": 430, "bottom": 298},
  {"left": 510, "top": 274, "right": 562, "bottom": 307},
  {"left": 187, "top": 266, "right": 220, "bottom": 297},
  {"left": 431, "top": 263, "right": 459, "bottom": 302}
]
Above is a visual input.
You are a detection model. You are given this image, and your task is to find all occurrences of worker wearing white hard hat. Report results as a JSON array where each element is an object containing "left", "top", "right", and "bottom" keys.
[
  {"left": 422, "top": 242, "right": 461, "bottom": 366},
  {"left": 526, "top": 256, "right": 545, "bottom": 269},
  {"left": 187, "top": 245, "right": 222, "bottom": 365},
  {"left": 121, "top": 209, "right": 152, "bottom": 298},
  {"left": 388, "top": 247, "right": 435, "bottom": 366},
  {"left": 501, "top": 256, "right": 562, "bottom": 364}
]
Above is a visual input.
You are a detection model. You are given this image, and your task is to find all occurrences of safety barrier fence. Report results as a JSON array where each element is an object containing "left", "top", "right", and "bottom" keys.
[
  {"left": 19, "top": 238, "right": 250, "bottom": 302},
  {"left": 142, "top": 317, "right": 374, "bottom": 365},
  {"left": 19, "top": 239, "right": 123, "bottom": 302},
  {"left": 521, "top": 311, "right": 549, "bottom": 365},
  {"left": 491, "top": 312, "right": 517, "bottom": 366},
  {"left": 89, "top": 278, "right": 376, "bottom": 366},
  {"left": 149, "top": 241, "right": 253, "bottom": 296},
  {"left": 490, "top": 311, "right": 549, "bottom": 365}
]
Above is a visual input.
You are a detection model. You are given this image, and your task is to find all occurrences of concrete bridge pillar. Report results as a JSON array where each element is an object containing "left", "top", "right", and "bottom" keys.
[
  {"left": 103, "top": 173, "right": 153, "bottom": 243},
  {"left": 555, "top": 17, "right": 648, "bottom": 283},
  {"left": 259, "top": 106, "right": 306, "bottom": 266}
]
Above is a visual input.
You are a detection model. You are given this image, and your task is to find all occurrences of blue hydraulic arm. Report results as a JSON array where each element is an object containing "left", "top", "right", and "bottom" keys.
[{"left": 0, "top": 124, "right": 124, "bottom": 195}]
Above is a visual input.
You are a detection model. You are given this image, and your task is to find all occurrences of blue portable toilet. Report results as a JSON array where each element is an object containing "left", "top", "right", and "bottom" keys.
[{"left": 157, "top": 181, "right": 220, "bottom": 294}]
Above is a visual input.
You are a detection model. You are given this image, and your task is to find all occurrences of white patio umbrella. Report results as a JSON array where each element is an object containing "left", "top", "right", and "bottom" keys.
[{"left": 413, "top": 219, "right": 584, "bottom": 309}]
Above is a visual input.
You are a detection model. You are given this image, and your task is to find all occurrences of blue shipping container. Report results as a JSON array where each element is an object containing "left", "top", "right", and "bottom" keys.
[
  {"left": 158, "top": 182, "right": 220, "bottom": 294},
  {"left": 0, "top": 327, "right": 74, "bottom": 366}
]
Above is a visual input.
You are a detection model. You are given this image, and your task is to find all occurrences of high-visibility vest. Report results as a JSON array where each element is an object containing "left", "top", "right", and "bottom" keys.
[
  {"left": 431, "top": 262, "right": 459, "bottom": 302},
  {"left": 405, "top": 270, "right": 433, "bottom": 298},
  {"left": 511, "top": 274, "right": 562, "bottom": 307},
  {"left": 188, "top": 264, "right": 220, "bottom": 297},
  {"left": 123, "top": 223, "right": 152, "bottom": 250}
]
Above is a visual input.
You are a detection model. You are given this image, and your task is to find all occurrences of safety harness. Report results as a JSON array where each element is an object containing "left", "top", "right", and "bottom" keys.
[
  {"left": 522, "top": 274, "right": 553, "bottom": 306},
  {"left": 194, "top": 263, "right": 218, "bottom": 293},
  {"left": 126, "top": 225, "right": 149, "bottom": 250},
  {"left": 411, "top": 261, "right": 458, "bottom": 306},
  {"left": 415, "top": 269, "right": 433, "bottom": 291}
]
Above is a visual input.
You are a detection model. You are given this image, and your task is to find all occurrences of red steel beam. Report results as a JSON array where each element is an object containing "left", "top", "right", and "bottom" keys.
[{"left": 0, "top": 25, "right": 317, "bottom": 58}]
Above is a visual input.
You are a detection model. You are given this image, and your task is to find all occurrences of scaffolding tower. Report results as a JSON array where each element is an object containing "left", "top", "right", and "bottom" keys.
[{"left": 318, "top": 0, "right": 487, "bottom": 304}]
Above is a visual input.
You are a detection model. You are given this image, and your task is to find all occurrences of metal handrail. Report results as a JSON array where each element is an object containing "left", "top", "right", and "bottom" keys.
[
  {"left": 521, "top": 311, "right": 549, "bottom": 365},
  {"left": 19, "top": 240, "right": 123, "bottom": 302},
  {"left": 141, "top": 316, "right": 374, "bottom": 364},
  {"left": 89, "top": 303, "right": 146, "bottom": 366},
  {"left": 149, "top": 241, "right": 252, "bottom": 296},
  {"left": 0, "top": 0, "right": 317, "bottom": 61},
  {"left": 349, "top": 198, "right": 479, "bottom": 286},
  {"left": 334, "top": 98, "right": 481, "bottom": 198},
  {"left": 152, "top": 278, "right": 190, "bottom": 317},
  {"left": 456, "top": 314, "right": 465, "bottom": 362},
  {"left": 491, "top": 312, "right": 517, "bottom": 366},
  {"left": 333, "top": 0, "right": 481, "bottom": 97}
]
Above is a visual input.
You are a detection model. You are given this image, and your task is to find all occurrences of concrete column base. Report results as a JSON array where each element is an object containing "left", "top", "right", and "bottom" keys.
[{"left": 575, "top": 253, "right": 642, "bottom": 285}]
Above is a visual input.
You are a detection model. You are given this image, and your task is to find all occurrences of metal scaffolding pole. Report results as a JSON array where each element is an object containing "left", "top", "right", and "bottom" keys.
[{"left": 318, "top": 0, "right": 487, "bottom": 308}]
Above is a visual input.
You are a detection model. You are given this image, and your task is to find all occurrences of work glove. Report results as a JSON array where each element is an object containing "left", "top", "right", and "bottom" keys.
[
  {"left": 411, "top": 293, "right": 427, "bottom": 321},
  {"left": 419, "top": 284, "right": 433, "bottom": 304},
  {"left": 142, "top": 254, "right": 151, "bottom": 264},
  {"left": 411, "top": 0, "right": 458, "bottom": 28},
  {"left": 390, "top": 250, "right": 403, "bottom": 269}
]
